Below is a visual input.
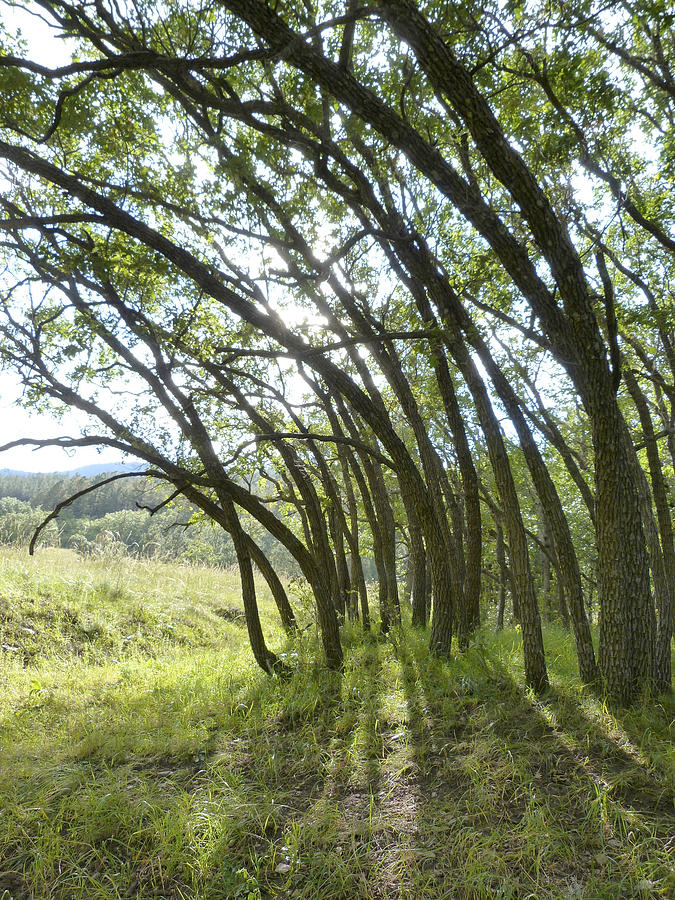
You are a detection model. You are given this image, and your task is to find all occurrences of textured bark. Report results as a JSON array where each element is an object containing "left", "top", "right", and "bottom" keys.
[
  {"left": 361, "top": 121, "right": 587, "bottom": 679},
  {"left": 438, "top": 463, "right": 467, "bottom": 615},
  {"left": 372, "top": 522, "right": 390, "bottom": 633},
  {"left": 280, "top": 471, "right": 313, "bottom": 553},
  {"left": 625, "top": 369, "right": 673, "bottom": 693},
  {"left": 340, "top": 511, "right": 364, "bottom": 622},
  {"left": 537, "top": 500, "right": 553, "bottom": 622},
  {"left": 222, "top": 496, "right": 279, "bottom": 674},
  {"left": 594, "top": 412, "right": 655, "bottom": 703},
  {"left": 496, "top": 521, "right": 507, "bottom": 632},
  {"left": 634, "top": 465, "right": 668, "bottom": 692},
  {"left": 410, "top": 523, "right": 431, "bottom": 627},
  {"left": 247, "top": 538, "right": 297, "bottom": 634}
]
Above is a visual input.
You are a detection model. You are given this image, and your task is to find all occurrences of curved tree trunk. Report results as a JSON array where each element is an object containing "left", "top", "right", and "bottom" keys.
[
  {"left": 247, "top": 536, "right": 297, "bottom": 634},
  {"left": 181, "top": 479, "right": 343, "bottom": 668},
  {"left": 223, "top": 497, "right": 279, "bottom": 674}
]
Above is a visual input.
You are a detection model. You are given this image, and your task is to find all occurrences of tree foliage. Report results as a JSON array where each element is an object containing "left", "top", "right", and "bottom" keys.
[{"left": 0, "top": 0, "right": 673, "bottom": 701}]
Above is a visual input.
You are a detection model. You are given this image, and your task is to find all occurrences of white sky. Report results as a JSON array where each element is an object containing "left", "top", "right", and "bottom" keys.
[
  {"left": 0, "top": 375, "right": 124, "bottom": 471},
  {"left": 0, "top": 3, "right": 124, "bottom": 472}
]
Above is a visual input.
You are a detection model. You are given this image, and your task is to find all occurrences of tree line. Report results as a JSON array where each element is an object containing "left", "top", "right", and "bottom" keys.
[
  {"left": 0, "top": 472, "right": 301, "bottom": 570},
  {"left": 0, "top": 0, "right": 673, "bottom": 701}
]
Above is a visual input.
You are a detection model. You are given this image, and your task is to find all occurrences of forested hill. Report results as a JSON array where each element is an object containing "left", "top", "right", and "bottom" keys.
[
  {"left": 0, "top": 460, "right": 145, "bottom": 478},
  {"left": 0, "top": 471, "right": 295, "bottom": 572},
  {"left": 0, "top": 469, "right": 154, "bottom": 519}
]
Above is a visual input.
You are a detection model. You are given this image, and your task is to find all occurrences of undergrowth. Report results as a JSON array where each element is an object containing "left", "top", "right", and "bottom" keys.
[{"left": 0, "top": 548, "right": 673, "bottom": 899}]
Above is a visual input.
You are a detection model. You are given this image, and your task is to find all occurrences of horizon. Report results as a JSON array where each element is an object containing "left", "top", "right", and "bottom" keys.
[{"left": 0, "top": 461, "right": 141, "bottom": 477}]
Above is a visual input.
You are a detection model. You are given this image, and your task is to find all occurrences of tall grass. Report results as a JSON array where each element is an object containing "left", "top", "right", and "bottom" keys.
[{"left": 1, "top": 548, "right": 673, "bottom": 899}]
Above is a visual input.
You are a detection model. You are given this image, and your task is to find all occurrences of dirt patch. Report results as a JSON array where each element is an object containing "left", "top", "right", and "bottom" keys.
[{"left": 212, "top": 605, "right": 245, "bottom": 624}]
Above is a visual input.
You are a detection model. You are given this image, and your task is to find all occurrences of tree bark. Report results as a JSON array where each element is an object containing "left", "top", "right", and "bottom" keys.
[
  {"left": 248, "top": 537, "right": 297, "bottom": 634},
  {"left": 624, "top": 368, "right": 673, "bottom": 693}
]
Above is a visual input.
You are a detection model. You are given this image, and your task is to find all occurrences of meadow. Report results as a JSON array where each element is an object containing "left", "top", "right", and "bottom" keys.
[{"left": 0, "top": 547, "right": 673, "bottom": 899}]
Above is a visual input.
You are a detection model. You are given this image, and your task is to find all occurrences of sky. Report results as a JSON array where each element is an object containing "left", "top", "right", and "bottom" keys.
[
  {"left": 0, "top": 2, "right": 125, "bottom": 473},
  {"left": 0, "top": 375, "right": 125, "bottom": 472}
]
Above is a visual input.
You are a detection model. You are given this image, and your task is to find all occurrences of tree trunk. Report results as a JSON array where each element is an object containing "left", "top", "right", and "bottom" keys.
[
  {"left": 624, "top": 367, "right": 673, "bottom": 693},
  {"left": 594, "top": 409, "right": 655, "bottom": 704},
  {"left": 223, "top": 497, "right": 279, "bottom": 674},
  {"left": 410, "top": 524, "right": 430, "bottom": 627},
  {"left": 496, "top": 521, "right": 507, "bottom": 632},
  {"left": 555, "top": 568, "right": 570, "bottom": 631},
  {"left": 537, "top": 499, "right": 552, "bottom": 622},
  {"left": 248, "top": 537, "right": 297, "bottom": 634}
]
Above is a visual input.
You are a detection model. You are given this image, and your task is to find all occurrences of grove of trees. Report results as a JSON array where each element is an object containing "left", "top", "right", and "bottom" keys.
[{"left": 0, "top": 0, "right": 673, "bottom": 702}]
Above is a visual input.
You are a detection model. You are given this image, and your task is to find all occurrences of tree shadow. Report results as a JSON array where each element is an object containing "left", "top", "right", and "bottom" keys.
[
  {"left": 392, "top": 633, "right": 674, "bottom": 899},
  {"left": 1, "top": 632, "right": 396, "bottom": 899},
  {"left": 2, "top": 628, "right": 673, "bottom": 900}
]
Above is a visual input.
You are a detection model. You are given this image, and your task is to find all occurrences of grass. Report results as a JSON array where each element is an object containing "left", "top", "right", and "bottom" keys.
[{"left": 0, "top": 547, "right": 673, "bottom": 899}]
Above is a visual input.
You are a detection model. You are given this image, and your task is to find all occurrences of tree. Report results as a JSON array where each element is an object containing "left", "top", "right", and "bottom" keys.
[{"left": 0, "top": 0, "right": 672, "bottom": 701}]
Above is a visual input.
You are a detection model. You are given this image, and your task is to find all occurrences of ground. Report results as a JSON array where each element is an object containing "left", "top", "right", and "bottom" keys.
[{"left": 0, "top": 547, "right": 673, "bottom": 899}]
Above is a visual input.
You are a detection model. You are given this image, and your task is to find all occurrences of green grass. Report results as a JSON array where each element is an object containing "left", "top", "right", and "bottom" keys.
[{"left": 0, "top": 548, "right": 673, "bottom": 899}]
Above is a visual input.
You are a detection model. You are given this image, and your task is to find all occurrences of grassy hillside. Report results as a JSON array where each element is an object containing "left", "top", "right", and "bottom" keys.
[{"left": 0, "top": 548, "right": 673, "bottom": 899}]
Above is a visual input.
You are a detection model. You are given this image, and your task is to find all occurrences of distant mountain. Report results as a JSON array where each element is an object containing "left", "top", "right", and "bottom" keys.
[
  {"left": 62, "top": 462, "right": 148, "bottom": 477},
  {"left": 0, "top": 461, "right": 147, "bottom": 478}
]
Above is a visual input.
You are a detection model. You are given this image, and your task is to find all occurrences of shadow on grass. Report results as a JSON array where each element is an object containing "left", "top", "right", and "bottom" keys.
[
  {"left": 1, "top": 625, "right": 673, "bottom": 900},
  {"left": 393, "top": 633, "right": 674, "bottom": 899},
  {"left": 1, "top": 631, "right": 392, "bottom": 900}
]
